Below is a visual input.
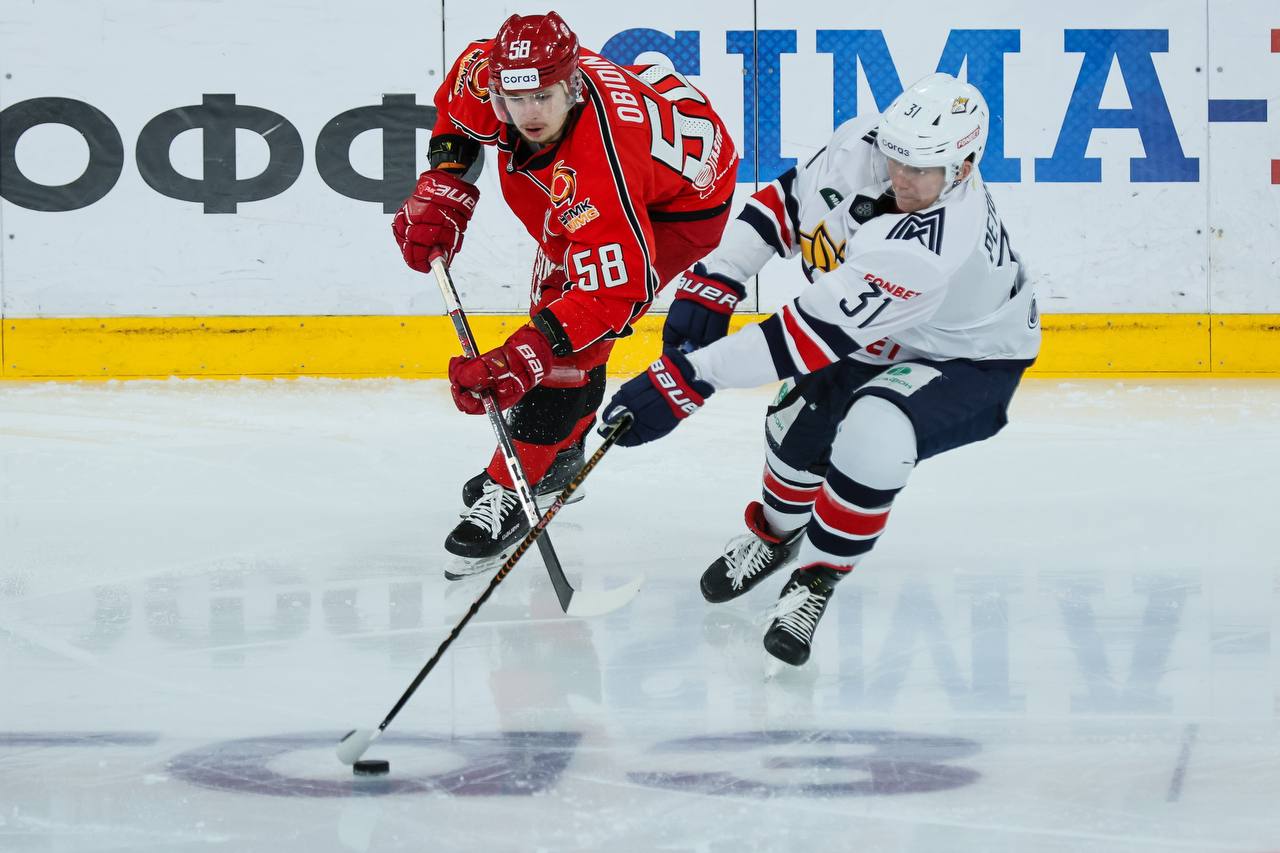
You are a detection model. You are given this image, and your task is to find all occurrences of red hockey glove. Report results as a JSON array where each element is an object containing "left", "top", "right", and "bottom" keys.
[
  {"left": 391, "top": 170, "right": 480, "bottom": 271},
  {"left": 662, "top": 263, "right": 747, "bottom": 352},
  {"left": 448, "top": 324, "right": 553, "bottom": 414}
]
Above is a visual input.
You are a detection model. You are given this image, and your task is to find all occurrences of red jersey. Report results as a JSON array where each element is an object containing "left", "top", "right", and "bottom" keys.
[{"left": 434, "top": 42, "right": 738, "bottom": 352}]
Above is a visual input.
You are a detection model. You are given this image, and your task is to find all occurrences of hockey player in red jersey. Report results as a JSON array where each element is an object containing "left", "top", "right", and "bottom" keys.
[
  {"left": 392, "top": 11, "right": 737, "bottom": 574},
  {"left": 604, "top": 73, "right": 1039, "bottom": 666}
]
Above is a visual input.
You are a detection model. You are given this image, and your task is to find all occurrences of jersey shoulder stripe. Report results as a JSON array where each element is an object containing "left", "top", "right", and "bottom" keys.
[{"left": 740, "top": 202, "right": 789, "bottom": 257}]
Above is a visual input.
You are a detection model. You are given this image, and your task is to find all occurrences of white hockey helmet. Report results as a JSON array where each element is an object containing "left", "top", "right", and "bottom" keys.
[{"left": 876, "top": 72, "right": 989, "bottom": 200}]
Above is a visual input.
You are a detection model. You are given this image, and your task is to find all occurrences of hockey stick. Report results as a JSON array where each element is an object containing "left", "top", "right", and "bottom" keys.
[
  {"left": 336, "top": 413, "right": 635, "bottom": 766},
  {"left": 429, "top": 254, "right": 586, "bottom": 612}
]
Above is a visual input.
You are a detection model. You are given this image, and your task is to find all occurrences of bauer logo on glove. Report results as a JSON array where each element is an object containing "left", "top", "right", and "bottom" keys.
[
  {"left": 661, "top": 263, "right": 747, "bottom": 353},
  {"left": 600, "top": 350, "right": 715, "bottom": 447},
  {"left": 448, "top": 324, "right": 553, "bottom": 414},
  {"left": 649, "top": 357, "right": 702, "bottom": 415},
  {"left": 674, "top": 271, "right": 742, "bottom": 312}
]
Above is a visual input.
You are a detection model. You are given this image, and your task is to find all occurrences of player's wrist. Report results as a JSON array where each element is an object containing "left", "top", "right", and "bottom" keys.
[
  {"left": 673, "top": 263, "right": 746, "bottom": 315},
  {"left": 531, "top": 308, "right": 575, "bottom": 358}
]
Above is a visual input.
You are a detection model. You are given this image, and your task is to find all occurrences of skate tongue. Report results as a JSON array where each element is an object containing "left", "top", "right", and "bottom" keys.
[
  {"left": 743, "top": 501, "right": 787, "bottom": 544},
  {"left": 725, "top": 535, "right": 771, "bottom": 589},
  {"left": 760, "top": 584, "right": 809, "bottom": 627}
]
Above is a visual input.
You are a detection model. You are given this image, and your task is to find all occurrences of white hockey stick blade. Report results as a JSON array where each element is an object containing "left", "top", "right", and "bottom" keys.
[
  {"left": 336, "top": 727, "right": 380, "bottom": 765},
  {"left": 564, "top": 573, "right": 644, "bottom": 618}
]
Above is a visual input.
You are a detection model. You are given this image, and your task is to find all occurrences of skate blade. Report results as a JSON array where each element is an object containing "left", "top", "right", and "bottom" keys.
[{"left": 443, "top": 545, "right": 518, "bottom": 581}]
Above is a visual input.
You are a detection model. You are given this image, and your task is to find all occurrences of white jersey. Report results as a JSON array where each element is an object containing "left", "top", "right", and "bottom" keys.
[{"left": 688, "top": 114, "right": 1040, "bottom": 390}]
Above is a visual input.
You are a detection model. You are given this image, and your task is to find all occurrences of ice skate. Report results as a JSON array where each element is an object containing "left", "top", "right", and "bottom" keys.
[
  {"left": 700, "top": 501, "right": 804, "bottom": 603},
  {"left": 761, "top": 565, "right": 843, "bottom": 666},
  {"left": 460, "top": 441, "right": 586, "bottom": 513},
  {"left": 443, "top": 479, "right": 529, "bottom": 580}
]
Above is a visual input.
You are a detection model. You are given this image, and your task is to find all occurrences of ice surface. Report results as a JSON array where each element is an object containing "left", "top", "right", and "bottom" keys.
[{"left": 2, "top": 377, "right": 1279, "bottom": 852}]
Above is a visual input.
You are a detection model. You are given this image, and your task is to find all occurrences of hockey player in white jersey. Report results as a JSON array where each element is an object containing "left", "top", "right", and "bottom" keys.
[{"left": 603, "top": 73, "right": 1040, "bottom": 667}]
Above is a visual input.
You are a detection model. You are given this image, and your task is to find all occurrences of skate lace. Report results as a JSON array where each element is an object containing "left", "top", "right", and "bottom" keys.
[
  {"left": 763, "top": 582, "right": 828, "bottom": 644},
  {"left": 461, "top": 480, "right": 518, "bottom": 540},
  {"left": 723, "top": 534, "right": 777, "bottom": 590}
]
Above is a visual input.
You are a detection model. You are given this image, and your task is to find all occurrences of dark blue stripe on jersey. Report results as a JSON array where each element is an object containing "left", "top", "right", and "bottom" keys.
[
  {"left": 804, "top": 146, "right": 827, "bottom": 168},
  {"left": 739, "top": 205, "right": 787, "bottom": 257},
  {"left": 861, "top": 128, "right": 879, "bottom": 146},
  {"left": 776, "top": 169, "right": 802, "bottom": 243},
  {"left": 759, "top": 314, "right": 801, "bottom": 379},
  {"left": 805, "top": 522, "right": 878, "bottom": 558},
  {"left": 794, "top": 301, "right": 861, "bottom": 359},
  {"left": 763, "top": 490, "right": 815, "bottom": 517},
  {"left": 826, "top": 465, "right": 902, "bottom": 510}
]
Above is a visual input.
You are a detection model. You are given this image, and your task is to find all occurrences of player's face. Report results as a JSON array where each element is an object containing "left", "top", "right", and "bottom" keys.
[
  {"left": 493, "top": 82, "right": 574, "bottom": 145},
  {"left": 886, "top": 157, "right": 948, "bottom": 212}
]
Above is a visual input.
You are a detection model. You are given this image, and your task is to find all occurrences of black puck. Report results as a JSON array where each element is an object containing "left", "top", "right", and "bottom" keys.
[{"left": 353, "top": 759, "right": 390, "bottom": 776}]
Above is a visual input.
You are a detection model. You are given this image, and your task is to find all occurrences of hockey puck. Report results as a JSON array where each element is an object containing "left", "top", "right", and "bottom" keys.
[{"left": 353, "top": 759, "right": 390, "bottom": 776}]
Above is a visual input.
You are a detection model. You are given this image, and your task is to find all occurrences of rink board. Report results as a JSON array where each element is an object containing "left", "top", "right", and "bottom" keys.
[
  {"left": 1, "top": 0, "right": 1278, "bottom": 376},
  {"left": 3, "top": 312, "right": 1278, "bottom": 378}
]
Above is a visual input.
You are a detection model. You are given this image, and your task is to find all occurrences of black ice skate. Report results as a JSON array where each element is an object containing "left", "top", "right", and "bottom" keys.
[
  {"left": 700, "top": 501, "right": 804, "bottom": 603},
  {"left": 762, "top": 565, "right": 845, "bottom": 666},
  {"left": 443, "top": 479, "right": 529, "bottom": 579},
  {"left": 460, "top": 441, "right": 586, "bottom": 511}
]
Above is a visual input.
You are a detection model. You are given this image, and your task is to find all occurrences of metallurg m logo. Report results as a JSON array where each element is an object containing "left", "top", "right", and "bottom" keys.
[{"left": 886, "top": 208, "right": 946, "bottom": 255}]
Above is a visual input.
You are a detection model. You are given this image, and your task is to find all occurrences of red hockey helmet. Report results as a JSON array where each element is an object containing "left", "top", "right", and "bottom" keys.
[{"left": 488, "top": 11, "right": 580, "bottom": 95}]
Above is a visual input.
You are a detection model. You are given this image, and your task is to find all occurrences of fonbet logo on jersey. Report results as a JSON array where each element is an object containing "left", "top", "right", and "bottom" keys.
[{"left": 863, "top": 272, "right": 918, "bottom": 300}]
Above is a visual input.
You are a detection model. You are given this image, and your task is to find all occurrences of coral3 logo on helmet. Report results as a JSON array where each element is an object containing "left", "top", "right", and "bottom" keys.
[
  {"left": 498, "top": 69, "right": 541, "bottom": 91},
  {"left": 489, "top": 11, "right": 580, "bottom": 94},
  {"left": 881, "top": 138, "right": 911, "bottom": 159}
]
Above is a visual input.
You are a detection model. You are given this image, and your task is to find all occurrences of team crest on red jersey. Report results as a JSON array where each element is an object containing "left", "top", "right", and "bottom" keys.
[
  {"left": 549, "top": 161, "right": 577, "bottom": 207},
  {"left": 549, "top": 160, "right": 599, "bottom": 232},
  {"left": 453, "top": 47, "right": 490, "bottom": 101}
]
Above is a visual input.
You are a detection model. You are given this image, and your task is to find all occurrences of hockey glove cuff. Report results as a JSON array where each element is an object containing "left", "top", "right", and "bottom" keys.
[
  {"left": 661, "top": 263, "right": 747, "bottom": 352},
  {"left": 601, "top": 350, "right": 714, "bottom": 447}
]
